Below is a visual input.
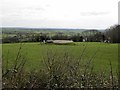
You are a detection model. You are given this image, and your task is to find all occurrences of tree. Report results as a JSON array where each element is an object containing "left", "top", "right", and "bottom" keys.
[
  {"left": 2, "top": 36, "right": 19, "bottom": 43},
  {"left": 82, "top": 30, "right": 103, "bottom": 42},
  {"left": 105, "top": 25, "right": 120, "bottom": 43}
]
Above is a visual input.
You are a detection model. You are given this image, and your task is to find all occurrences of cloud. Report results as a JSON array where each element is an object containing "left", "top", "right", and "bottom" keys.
[
  {"left": 23, "top": 7, "right": 45, "bottom": 11},
  {"left": 80, "top": 12, "right": 110, "bottom": 16},
  {"left": 2, "top": 6, "right": 46, "bottom": 21},
  {"left": 1, "top": 0, "right": 118, "bottom": 29}
]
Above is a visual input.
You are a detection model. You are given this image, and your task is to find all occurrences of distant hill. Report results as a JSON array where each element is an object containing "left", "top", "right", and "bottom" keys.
[{"left": 1, "top": 27, "right": 105, "bottom": 34}]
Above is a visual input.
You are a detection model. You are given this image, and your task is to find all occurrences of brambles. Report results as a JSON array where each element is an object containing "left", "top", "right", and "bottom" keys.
[{"left": 2, "top": 46, "right": 119, "bottom": 89}]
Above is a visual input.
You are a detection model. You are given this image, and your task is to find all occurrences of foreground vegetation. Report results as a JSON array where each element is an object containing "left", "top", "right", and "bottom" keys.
[
  {"left": 2, "top": 42, "right": 119, "bottom": 89},
  {"left": 2, "top": 43, "right": 119, "bottom": 89}
]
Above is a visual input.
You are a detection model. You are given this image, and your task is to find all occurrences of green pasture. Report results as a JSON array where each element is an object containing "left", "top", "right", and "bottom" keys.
[{"left": 2, "top": 42, "right": 118, "bottom": 74}]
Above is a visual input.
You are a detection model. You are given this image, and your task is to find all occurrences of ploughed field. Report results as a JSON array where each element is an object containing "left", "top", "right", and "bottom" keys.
[{"left": 2, "top": 42, "right": 118, "bottom": 74}]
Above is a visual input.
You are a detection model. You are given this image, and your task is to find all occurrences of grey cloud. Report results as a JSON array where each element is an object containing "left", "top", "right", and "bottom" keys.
[
  {"left": 80, "top": 12, "right": 110, "bottom": 16},
  {"left": 24, "top": 7, "right": 45, "bottom": 11},
  {"left": 2, "top": 6, "right": 46, "bottom": 18},
  {"left": 20, "top": 7, "right": 45, "bottom": 13}
]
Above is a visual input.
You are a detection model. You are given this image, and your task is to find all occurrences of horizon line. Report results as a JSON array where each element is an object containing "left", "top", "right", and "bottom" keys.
[{"left": 0, "top": 26, "right": 106, "bottom": 30}]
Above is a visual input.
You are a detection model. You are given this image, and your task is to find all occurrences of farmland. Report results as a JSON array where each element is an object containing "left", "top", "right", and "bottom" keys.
[
  {"left": 2, "top": 42, "right": 118, "bottom": 74},
  {"left": 2, "top": 26, "right": 119, "bottom": 88}
]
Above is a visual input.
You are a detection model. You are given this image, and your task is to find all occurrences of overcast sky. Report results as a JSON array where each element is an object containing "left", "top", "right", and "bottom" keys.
[{"left": 0, "top": 0, "right": 119, "bottom": 29}]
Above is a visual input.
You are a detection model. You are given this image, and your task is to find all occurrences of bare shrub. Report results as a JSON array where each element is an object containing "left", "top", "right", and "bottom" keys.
[{"left": 2, "top": 45, "right": 119, "bottom": 89}]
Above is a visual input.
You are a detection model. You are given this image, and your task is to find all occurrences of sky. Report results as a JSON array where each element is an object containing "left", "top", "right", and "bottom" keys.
[{"left": 0, "top": 0, "right": 119, "bottom": 29}]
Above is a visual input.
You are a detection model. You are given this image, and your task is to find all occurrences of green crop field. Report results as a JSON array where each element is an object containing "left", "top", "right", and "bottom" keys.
[{"left": 2, "top": 42, "right": 118, "bottom": 74}]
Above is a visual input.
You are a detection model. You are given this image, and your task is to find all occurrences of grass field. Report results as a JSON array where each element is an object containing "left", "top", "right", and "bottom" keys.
[{"left": 2, "top": 42, "right": 118, "bottom": 74}]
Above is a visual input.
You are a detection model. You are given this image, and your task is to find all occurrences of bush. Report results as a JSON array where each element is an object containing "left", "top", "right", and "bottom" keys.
[
  {"left": 2, "top": 46, "right": 119, "bottom": 89},
  {"left": 2, "top": 36, "right": 19, "bottom": 43}
]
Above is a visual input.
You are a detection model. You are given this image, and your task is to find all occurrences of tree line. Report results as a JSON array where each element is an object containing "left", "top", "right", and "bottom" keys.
[{"left": 2, "top": 25, "right": 120, "bottom": 43}]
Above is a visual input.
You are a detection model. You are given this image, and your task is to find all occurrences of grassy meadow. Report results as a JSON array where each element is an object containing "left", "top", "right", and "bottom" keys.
[{"left": 2, "top": 42, "right": 118, "bottom": 74}]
